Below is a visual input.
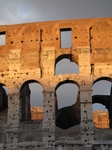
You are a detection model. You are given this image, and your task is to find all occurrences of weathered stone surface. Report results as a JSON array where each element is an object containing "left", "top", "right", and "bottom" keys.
[
  {"left": 0, "top": 18, "right": 112, "bottom": 149},
  {"left": 31, "top": 106, "right": 43, "bottom": 121},
  {"left": 93, "top": 110, "right": 109, "bottom": 129},
  {"left": 56, "top": 93, "right": 80, "bottom": 129}
]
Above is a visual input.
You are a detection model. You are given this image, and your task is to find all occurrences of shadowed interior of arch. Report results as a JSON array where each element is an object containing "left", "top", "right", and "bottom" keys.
[
  {"left": 0, "top": 85, "right": 8, "bottom": 121},
  {"left": 92, "top": 79, "right": 112, "bottom": 129},
  {"left": 20, "top": 81, "right": 43, "bottom": 121},
  {"left": 55, "top": 80, "right": 80, "bottom": 129}
]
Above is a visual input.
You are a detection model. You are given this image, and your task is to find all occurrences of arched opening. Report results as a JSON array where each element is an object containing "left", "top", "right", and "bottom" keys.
[
  {"left": 0, "top": 84, "right": 8, "bottom": 143},
  {"left": 0, "top": 84, "right": 8, "bottom": 117},
  {"left": 20, "top": 80, "right": 43, "bottom": 122},
  {"left": 55, "top": 80, "right": 80, "bottom": 129},
  {"left": 55, "top": 54, "right": 79, "bottom": 75},
  {"left": 92, "top": 77, "right": 112, "bottom": 129}
]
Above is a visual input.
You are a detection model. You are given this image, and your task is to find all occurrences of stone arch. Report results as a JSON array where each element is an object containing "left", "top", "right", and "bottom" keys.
[
  {"left": 92, "top": 77, "right": 112, "bottom": 128},
  {"left": 93, "top": 77, "right": 112, "bottom": 85},
  {"left": 55, "top": 54, "right": 79, "bottom": 75},
  {"left": 19, "top": 80, "right": 43, "bottom": 121},
  {"left": 55, "top": 80, "right": 80, "bottom": 129},
  {"left": 55, "top": 80, "right": 80, "bottom": 91}
]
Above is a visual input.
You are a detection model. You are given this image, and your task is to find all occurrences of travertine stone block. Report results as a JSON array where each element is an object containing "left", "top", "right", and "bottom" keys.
[{"left": 0, "top": 18, "right": 112, "bottom": 149}]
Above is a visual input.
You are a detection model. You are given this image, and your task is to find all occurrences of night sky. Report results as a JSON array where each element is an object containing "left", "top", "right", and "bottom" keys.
[{"left": 0, "top": 0, "right": 112, "bottom": 110}]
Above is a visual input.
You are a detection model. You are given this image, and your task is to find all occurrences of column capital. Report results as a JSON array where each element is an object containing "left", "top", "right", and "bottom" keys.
[
  {"left": 8, "top": 88, "right": 19, "bottom": 95},
  {"left": 43, "top": 90, "right": 55, "bottom": 93},
  {"left": 80, "top": 86, "right": 92, "bottom": 91}
]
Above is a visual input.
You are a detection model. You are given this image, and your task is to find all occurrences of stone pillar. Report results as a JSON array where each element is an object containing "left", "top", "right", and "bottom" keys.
[
  {"left": 42, "top": 46, "right": 55, "bottom": 76},
  {"left": 42, "top": 46, "right": 56, "bottom": 149},
  {"left": 100, "top": 145, "right": 106, "bottom": 150},
  {"left": 19, "top": 85, "right": 31, "bottom": 121},
  {"left": 9, "top": 49, "right": 21, "bottom": 71},
  {"left": 78, "top": 46, "right": 94, "bottom": 148},
  {"left": 78, "top": 46, "right": 91, "bottom": 75},
  {"left": 57, "top": 145, "right": 64, "bottom": 150},
  {"left": 6, "top": 88, "right": 20, "bottom": 145},
  {"left": 83, "top": 145, "right": 93, "bottom": 150},
  {"left": 80, "top": 86, "right": 94, "bottom": 147},
  {"left": 42, "top": 90, "right": 55, "bottom": 147}
]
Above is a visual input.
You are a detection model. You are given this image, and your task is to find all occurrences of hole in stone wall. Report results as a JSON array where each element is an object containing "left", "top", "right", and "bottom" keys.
[
  {"left": 92, "top": 79, "right": 112, "bottom": 129},
  {"left": 55, "top": 80, "right": 80, "bottom": 129},
  {"left": 55, "top": 54, "right": 79, "bottom": 75},
  {"left": 20, "top": 81, "right": 43, "bottom": 122},
  {"left": 55, "top": 58, "right": 79, "bottom": 75},
  {"left": 0, "top": 31, "right": 6, "bottom": 46},
  {"left": 89, "top": 26, "right": 92, "bottom": 53},
  {"left": 60, "top": 28, "right": 72, "bottom": 48},
  {"left": 91, "top": 64, "right": 94, "bottom": 74}
]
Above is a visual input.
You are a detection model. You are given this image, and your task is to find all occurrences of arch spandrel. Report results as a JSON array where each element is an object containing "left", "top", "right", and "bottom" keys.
[{"left": 55, "top": 74, "right": 81, "bottom": 86}]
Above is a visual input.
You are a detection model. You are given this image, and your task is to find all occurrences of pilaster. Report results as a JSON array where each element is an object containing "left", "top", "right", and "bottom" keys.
[
  {"left": 78, "top": 46, "right": 91, "bottom": 75},
  {"left": 80, "top": 85, "right": 94, "bottom": 147},
  {"left": 42, "top": 90, "right": 55, "bottom": 148},
  {"left": 42, "top": 47, "right": 55, "bottom": 76},
  {"left": 6, "top": 88, "right": 20, "bottom": 145}
]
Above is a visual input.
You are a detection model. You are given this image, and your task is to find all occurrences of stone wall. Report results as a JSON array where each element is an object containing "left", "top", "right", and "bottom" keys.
[
  {"left": 31, "top": 106, "right": 43, "bottom": 120},
  {"left": 93, "top": 110, "right": 109, "bottom": 129},
  {"left": 0, "top": 18, "right": 112, "bottom": 150}
]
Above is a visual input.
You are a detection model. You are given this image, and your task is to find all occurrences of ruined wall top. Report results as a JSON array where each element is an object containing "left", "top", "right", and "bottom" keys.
[{"left": 0, "top": 18, "right": 112, "bottom": 72}]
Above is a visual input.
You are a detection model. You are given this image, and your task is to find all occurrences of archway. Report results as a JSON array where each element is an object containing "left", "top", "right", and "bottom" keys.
[
  {"left": 92, "top": 77, "right": 112, "bottom": 128},
  {"left": 55, "top": 54, "right": 79, "bottom": 75},
  {"left": 0, "top": 84, "right": 8, "bottom": 143},
  {"left": 0, "top": 84, "right": 8, "bottom": 117},
  {"left": 55, "top": 80, "right": 80, "bottom": 129},
  {"left": 20, "top": 80, "right": 43, "bottom": 122}
]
